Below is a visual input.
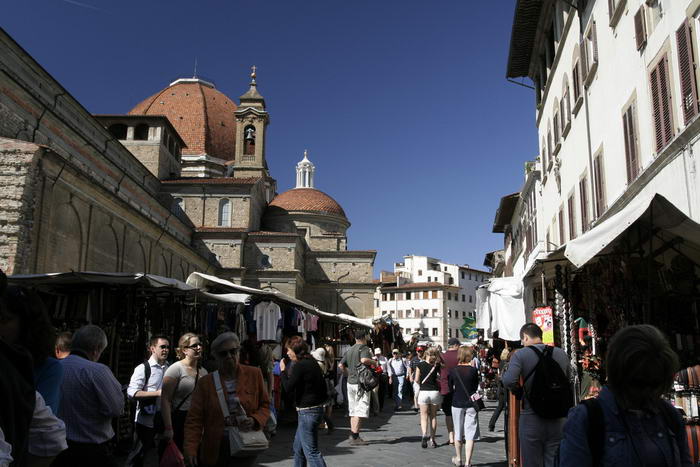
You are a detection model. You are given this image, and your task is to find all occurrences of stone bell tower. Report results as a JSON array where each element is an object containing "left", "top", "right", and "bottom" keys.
[{"left": 232, "top": 66, "right": 270, "bottom": 178}]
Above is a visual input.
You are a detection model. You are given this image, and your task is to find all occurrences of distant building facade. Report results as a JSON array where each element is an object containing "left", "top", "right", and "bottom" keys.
[{"left": 375, "top": 255, "right": 490, "bottom": 347}]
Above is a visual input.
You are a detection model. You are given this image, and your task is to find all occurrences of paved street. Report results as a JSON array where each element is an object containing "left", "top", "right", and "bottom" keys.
[{"left": 258, "top": 400, "right": 506, "bottom": 467}]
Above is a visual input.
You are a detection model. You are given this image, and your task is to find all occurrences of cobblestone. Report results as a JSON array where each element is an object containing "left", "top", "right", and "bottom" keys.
[{"left": 258, "top": 400, "right": 506, "bottom": 467}]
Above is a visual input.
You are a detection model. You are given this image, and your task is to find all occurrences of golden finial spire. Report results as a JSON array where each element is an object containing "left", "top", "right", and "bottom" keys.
[{"left": 250, "top": 65, "right": 257, "bottom": 85}]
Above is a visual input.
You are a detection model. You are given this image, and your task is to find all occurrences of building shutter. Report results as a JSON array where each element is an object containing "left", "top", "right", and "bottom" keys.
[
  {"left": 676, "top": 19, "right": 699, "bottom": 125},
  {"left": 593, "top": 155, "right": 606, "bottom": 218},
  {"left": 573, "top": 61, "right": 581, "bottom": 101},
  {"left": 581, "top": 39, "right": 589, "bottom": 78},
  {"left": 634, "top": 7, "right": 647, "bottom": 50},
  {"left": 650, "top": 55, "right": 675, "bottom": 152},
  {"left": 579, "top": 177, "right": 589, "bottom": 232},
  {"left": 622, "top": 104, "right": 639, "bottom": 183},
  {"left": 590, "top": 22, "right": 599, "bottom": 64}
]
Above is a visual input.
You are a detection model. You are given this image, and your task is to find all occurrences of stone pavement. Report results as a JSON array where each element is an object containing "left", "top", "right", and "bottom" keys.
[{"left": 257, "top": 400, "right": 507, "bottom": 467}]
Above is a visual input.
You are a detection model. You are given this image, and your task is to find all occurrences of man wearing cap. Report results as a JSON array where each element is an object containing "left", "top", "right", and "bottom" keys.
[
  {"left": 440, "top": 338, "right": 462, "bottom": 445},
  {"left": 387, "top": 349, "right": 409, "bottom": 411},
  {"left": 372, "top": 348, "right": 389, "bottom": 414}
]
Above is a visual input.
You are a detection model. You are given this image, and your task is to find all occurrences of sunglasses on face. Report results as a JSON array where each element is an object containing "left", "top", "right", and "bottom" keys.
[
  {"left": 185, "top": 343, "right": 203, "bottom": 349},
  {"left": 217, "top": 348, "right": 240, "bottom": 358}
]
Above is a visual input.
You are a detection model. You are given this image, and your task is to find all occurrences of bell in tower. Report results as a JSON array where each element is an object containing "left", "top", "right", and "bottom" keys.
[{"left": 232, "top": 66, "right": 270, "bottom": 178}]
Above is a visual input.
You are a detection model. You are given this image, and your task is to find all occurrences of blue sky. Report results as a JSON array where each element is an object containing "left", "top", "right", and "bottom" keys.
[{"left": 2, "top": 0, "right": 537, "bottom": 276}]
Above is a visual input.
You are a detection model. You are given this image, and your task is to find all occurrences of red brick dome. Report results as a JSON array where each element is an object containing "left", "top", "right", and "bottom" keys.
[
  {"left": 129, "top": 78, "right": 237, "bottom": 161},
  {"left": 269, "top": 188, "right": 346, "bottom": 218}
]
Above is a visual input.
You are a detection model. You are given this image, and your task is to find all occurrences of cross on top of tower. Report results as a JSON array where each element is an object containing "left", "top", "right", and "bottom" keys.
[{"left": 250, "top": 65, "right": 257, "bottom": 85}]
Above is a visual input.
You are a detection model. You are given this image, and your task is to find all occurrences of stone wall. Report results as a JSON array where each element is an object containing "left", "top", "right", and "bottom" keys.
[{"left": 0, "top": 139, "right": 42, "bottom": 274}]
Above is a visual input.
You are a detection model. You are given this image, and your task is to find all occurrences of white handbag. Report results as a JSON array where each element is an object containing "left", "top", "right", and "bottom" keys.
[{"left": 213, "top": 371, "right": 269, "bottom": 455}]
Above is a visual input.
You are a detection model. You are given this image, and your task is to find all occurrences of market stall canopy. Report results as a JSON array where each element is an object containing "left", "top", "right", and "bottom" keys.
[
  {"left": 474, "top": 277, "right": 526, "bottom": 341},
  {"left": 8, "top": 271, "right": 196, "bottom": 291},
  {"left": 564, "top": 194, "right": 700, "bottom": 268},
  {"left": 186, "top": 272, "right": 372, "bottom": 329}
]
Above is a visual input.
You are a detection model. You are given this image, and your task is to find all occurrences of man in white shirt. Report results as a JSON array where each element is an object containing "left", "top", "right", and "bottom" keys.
[
  {"left": 126, "top": 336, "right": 170, "bottom": 467},
  {"left": 372, "top": 348, "right": 389, "bottom": 414},
  {"left": 387, "top": 349, "right": 409, "bottom": 410}
]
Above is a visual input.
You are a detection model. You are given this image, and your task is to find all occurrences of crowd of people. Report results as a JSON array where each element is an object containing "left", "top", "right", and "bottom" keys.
[{"left": 0, "top": 264, "right": 693, "bottom": 467}]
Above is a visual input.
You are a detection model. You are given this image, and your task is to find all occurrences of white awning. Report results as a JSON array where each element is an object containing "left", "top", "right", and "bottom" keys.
[{"left": 564, "top": 194, "right": 700, "bottom": 268}]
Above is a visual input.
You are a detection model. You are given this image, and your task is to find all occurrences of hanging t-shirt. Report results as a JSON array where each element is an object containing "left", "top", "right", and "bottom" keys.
[
  {"left": 254, "top": 301, "right": 282, "bottom": 341},
  {"left": 297, "top": 310, "right": 306, "bottom": 333},
  {"left": 305, "top": 314, "right": 319, "bottom": 332}
]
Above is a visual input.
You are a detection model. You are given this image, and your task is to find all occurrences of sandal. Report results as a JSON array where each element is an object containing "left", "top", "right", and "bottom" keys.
[
  {"left": 451, "top": 456, "right": 461, "bottom": 466},
  {"left": 430, "top": 438, "right": 438, "bottom": 448}
]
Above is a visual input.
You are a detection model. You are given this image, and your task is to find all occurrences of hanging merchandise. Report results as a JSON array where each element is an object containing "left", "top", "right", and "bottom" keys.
[
  {"left": 305, "top": 314, "right": 319, "bottom": 332},
  {"left": 254, "top": 301, "right": 282, "bottom": 341}
]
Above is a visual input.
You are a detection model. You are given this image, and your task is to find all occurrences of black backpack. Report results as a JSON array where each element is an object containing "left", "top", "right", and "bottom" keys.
[{"left": 523, "top": 346, "right": 573, "bottom": 419}]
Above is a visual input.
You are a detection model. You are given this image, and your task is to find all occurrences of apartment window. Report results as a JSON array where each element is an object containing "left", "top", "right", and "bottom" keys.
[
  {"left": 423, "top": 291, "right": 429, "bottom": 299},
  {"left": 448, "top": 292, "right": 452, "bottom": 300},
  {"left": 579, "top": 175, "right": 590, "bottom": 233},
  {"left": 448, "top": 310, "right": 451, "bottom": 318},
  {"left": 462, "top": 311, "right": 467, "bottom": 318},
  {"left": 418, "top": 269, "right": 422, "bottom": 276},
  {"left": 568, "top": 194, "right": 576, "bottom": 240},
  {"left": 677, "top": 20, "right": 699, "bottom": 126},
  {"left": 562, "top": 82, "right": 571, "bottom": 134},
  {"left": 469, "top": 295, "right": 473, "bottom": 303},
  {"left": 469, "top": 273, "right": 472, "bottom": 280},
  {"left": 444, "top": 266, "right": 447, "bottom": 271},
  {"left": 593, "top": 153, "right": 607, "bottom": 218},
  {"left": 382, "top": 293, "right": 387, "bottom": 301},
  {"left": 427, "top": 276, "right": 431, "bottom": 282},
  {"left": 541, "top": 137, "right": 547, "bottom": 170},
  {"left": 218, "top": 199, "right": 231, "bottom": 227},
  {"left": 553, "top": 108, "right": 561, "bottom": 149},
  {"left": 449, "top": 277, "right": 454, "bottom": 285},
  {"left": 558, "top": 206, "right": 566, "bottom": 245},
  {"left": 650, "top": 53, "right": 674, "bottom": 152},
  {"left": 406, "top": 310, "right": 412, "bottom": 318},
  {"left": 547, "top": 127, "right": 552, "bottom": 168},
  {"left": 431, "top": 328, "right": 438, "bottom": 337},
  {"left": 583, "top": 22, "right": 599, "bottom": 83},
  {"left": 423, "top": 309, "right": 429, "bottom": 317},
  {"left": 390, "top": 293, "right": 395, "bottom": 301},
  {"left": 461, "top": 271, "right": 465, "bottom": 279},
  {"left": 462, "top": 294, "right": 466, "bottom": 302},
  {"left": 406, "top": 292, "right": 412, "bottom": 300},
  {"left": 432, "top": 309, "right": 438, "bottom": 317},
  {"left": 608, "top": 0, "right": 625, "bottom": 27},
  {"left": 634, "top": 6, "right": 647, "bottom": 50},
  {"left": 432, "top": 290, "right": 438, "bottom": 299},
  {"left": 572, "top": 59, "right": 582, "bottom": 104},
  {"left": 448, "top": 328, "right": 452, "bottom": 338},
  {"left": 622, "top": 100, "right": 641, "bottom": 183}
]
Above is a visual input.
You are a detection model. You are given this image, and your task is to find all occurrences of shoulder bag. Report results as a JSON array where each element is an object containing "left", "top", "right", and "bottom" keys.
[
  {"left": 213, "top": 371, "right": 269, "bottom": 456},
  {"left": 454, "top": 367, "right": 485, "bottom": 412}
]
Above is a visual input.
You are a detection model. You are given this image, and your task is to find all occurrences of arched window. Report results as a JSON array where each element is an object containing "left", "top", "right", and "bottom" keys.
[
  {"left": 218, "top": 199, "right": 231, "bottom": 227},
  {"left": 108, "top": 124, "right": 127, "bottom": 140},
  {"left": 244, "top": 125, "right": 256, "bottom": 155},
  {"left": 134, "top": 123, "right": 149, "bottom": 140}
]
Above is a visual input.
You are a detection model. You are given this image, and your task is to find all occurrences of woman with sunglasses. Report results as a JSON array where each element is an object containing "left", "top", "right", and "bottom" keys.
[
  {"left": 280, "top": 336, "right": 328, "bottom": 467},
  {"left": 161, "top": 333, "right": 207, "bottom": 454},
  {"left": 184, "top": 332, "right": 269, "bottom": 467}
]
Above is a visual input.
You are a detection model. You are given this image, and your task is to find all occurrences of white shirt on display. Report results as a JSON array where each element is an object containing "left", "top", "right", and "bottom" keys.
[{"left": 254, "top": 301, "right": 282, "bottom": 341}]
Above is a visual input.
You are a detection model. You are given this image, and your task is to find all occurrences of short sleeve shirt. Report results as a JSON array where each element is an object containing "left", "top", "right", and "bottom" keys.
[
  {"left": 341, "top": 344, "right": 372, "bottom": 384},
  {"left": 164, "top": 361, "right": 208, "bottom": 411},
  {"left": 417, "top": 361, "right": 441, "bottom": 391}
]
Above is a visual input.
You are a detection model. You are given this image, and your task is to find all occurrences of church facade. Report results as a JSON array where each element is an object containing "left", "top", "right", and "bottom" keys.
[{"left": 0, "top": 28, "right": 376, "bottom": 318}]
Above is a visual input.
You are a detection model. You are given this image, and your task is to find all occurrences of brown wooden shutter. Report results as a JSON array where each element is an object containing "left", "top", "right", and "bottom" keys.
[
  {"left": 573, "top": 62, "right": 581, "bottom": 101},
  {"left": 558, "top": 207, "right": 565, "bottom": 245},
  {"left": 579, "top": 177, "right": 589, "bottom": 232},
  {"left": 635, "top": 7, "right": 647, "bottom": 50},
  {"left": 650, "top": 63, "right": 663, "bottom": 151},
  {"left": 608, "top": 0, "right": 614, "bottom": 18},
  {"left": 650, "top": 55, "right": 675, "bottom": 151},
  {"left": 622, "top": 105, "right": 639, "bottom": 182},
  {"left": 591, "top": 22, "right": 599, "bottom": 64},
  {"left": 581, "top": 39, "right": 588, "bottom": 78},
  {"left": 568, "top": 195, "right": 576, "bottom": 240},
  {"left": 593, "top": 156, "right": 605, "bottom": 217},
  {"left": 676, "top": 19, "right": 699, "bottom": 125}
]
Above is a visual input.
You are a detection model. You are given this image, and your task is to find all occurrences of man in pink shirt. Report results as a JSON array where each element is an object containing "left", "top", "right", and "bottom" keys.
[{"left": 440, "top": 338, "right": 461, "bottom": 445}]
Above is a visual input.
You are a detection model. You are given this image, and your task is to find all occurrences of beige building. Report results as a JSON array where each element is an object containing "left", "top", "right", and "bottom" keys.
[{"left": 0, "top": 28, "right": 376, "bottom": 318}]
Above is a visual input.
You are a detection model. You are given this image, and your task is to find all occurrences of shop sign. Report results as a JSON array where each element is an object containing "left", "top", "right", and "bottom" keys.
[{"left": 533, "top": 306, "right": 554, "bottom": 345}]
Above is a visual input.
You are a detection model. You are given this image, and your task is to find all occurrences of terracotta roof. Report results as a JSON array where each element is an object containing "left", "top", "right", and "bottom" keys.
[
  {"left": 161, "top": 177, "right": 260, "bottom": 185},
  {"left": 129, "top": 79, "right": 237, "bottom": 161},
  {"left": 268, "top": 188, "right": 346, "bottom": 218},
  {"left": 195, "top": 227, "right": 246, "bottom": 233}
]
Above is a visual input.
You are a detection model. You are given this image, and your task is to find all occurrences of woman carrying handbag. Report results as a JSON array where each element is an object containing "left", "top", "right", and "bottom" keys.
[
  {"left": 414, "top": 347, "right": 442, "bottom": 448},
  {"left": 184, "top": 332, "right": 269, "bottom": 467},
  {"left": 448, "top": 346, "right": 481, "bottom": 467}
]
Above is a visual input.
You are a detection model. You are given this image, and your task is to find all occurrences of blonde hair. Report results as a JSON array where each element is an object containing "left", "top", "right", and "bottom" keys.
[
  {"left": 425, "top": 347, "right": 440, "bottom": 363},
  {"left": 176, "top": 332, "right": 199, "bottom": 360},
  {"left": 458, "top": 345, "right": 474, "bottom": 364}
]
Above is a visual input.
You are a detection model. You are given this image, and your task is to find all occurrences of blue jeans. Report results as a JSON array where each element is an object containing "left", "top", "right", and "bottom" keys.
[
  {"left": 293, "top": 406, "right": 327, "bottom": 467},
  {"left": 391, "top": 375, "right": 405, "bottom": 407}
]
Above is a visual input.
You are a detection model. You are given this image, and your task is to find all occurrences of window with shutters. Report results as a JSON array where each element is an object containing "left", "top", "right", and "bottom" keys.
[
  {"left": 622, "top": 99, "right": 641, "bottom": 183},
  {"left": 649, "top": 54, "right": 675, "bottom": 152},
  {"left": 553, "top": 104, "right": 561, "bottom": 156},
  {"left": 547, "top": 126, "right": 553, "bottom": 168},
  {"left": 572, "top": 58, "right": 583, "bottom": 114},
  {"left": 608, "top": 0, "right": 626, "bottom": 28},
  {"left": 584, "top": 22, "right": 599, "bottom": 86},
  {"left": 558, "top": 206, "right": 566, "bottom": 245},
  {"left": 541, "top": 137, "right": 548, "bottom": 171},
  {"left": 562, "top": 81, "right": 572, "bottom": 137},
  {"left": 676, "top": 19, "right": 699, "bottom": 126},
  {"left": 423, "top": 291, "right": 429, "bottom": 299},
  {"left": 593, "top": 152, "right": 607, "bottom": 219},
  {"left": 432, "top": 328, "right": 438, "bottom": 337},
  {"left": 432, "top": 290, "right": 438, "bottom": 299},
  {"left": 579, "top": 175, "right": 590, "bottom": 233},
  {"left": 568, "top": 194, "right": 576, "bottom": 240},
  {"left": 634, "top": 6, "right": 647, "bottom": 50}
]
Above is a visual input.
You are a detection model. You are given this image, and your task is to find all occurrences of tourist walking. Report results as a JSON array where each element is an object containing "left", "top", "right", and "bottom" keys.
[
  {"left": 322, "top": 344, "right": 337, "bottom": 431},
  {"left": 387, "top": 349, "right": 408, "bottom": 410},
  {"left": 440, "top": 338, "right": 461, "bottom": 445},
  {"left": 414, "top": 347, "right": 442, "bottom": 448},
  {"left": 54, "top": 325, "right": 124, "bottom": 467},
  {"left": 372, "top": 348, "right": 388, "bottom": 414},
  {"left": 502, "top": 323, "right": 572, "bottom": 467},
  {"left": 311, "top": 347, "right": 336, "bottom": 433},
  {"left": 339, "top": 329, "right": 375, "bottom": 446},
  {"left": 408, "top": 347, "right": 425, "bottom": 411},
  {"left": 184, "top": 332, "right": 270, "bottom": 467},
  {"left": 282, "top": 336, "right": 329, "bottom": 467},
  {"left": 161, "top": 333, "right": 208, "bottom": 454},
  {"left": 559, "top": 325, "right": 691, "bottom": 466},
  {"left": 449, "top": 346, "right": 480, "bottom": 467},
  {"left": 125, "top": 335, "right": 170, "bottom": 467}
]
